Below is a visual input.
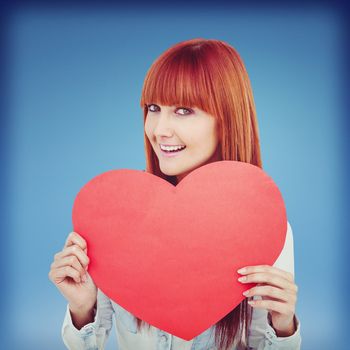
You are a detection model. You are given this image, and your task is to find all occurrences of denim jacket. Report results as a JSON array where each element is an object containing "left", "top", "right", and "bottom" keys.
[{"left": 61, "top": 222, "right": 301, "bottom": 350}]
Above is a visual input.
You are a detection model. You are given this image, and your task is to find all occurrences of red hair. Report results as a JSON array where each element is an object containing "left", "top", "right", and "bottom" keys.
[{"left": 138, "top": 38, "right": 262, "bottom": 349}]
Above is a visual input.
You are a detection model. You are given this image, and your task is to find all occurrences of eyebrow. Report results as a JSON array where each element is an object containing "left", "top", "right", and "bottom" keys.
[{"left": 148, "top": 103, "right": 194, "bottom": 109}]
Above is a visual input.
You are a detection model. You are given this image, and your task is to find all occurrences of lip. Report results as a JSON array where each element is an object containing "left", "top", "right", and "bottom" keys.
[{"left": 159, "top": 144, "right": 186, "bottom": 158}]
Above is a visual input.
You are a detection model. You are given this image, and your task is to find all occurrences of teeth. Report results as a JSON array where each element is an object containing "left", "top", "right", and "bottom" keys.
[{"left": 160, "top": 144, "right": 186, "bottom": 151}]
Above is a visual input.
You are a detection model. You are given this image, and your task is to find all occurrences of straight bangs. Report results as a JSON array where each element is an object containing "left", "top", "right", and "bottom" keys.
[{"left": 140, "top": 44, "right": 219, "bottom": 117}]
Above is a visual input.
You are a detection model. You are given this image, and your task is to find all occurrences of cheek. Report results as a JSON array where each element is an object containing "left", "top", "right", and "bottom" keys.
[
  {"left": 200, "top": 122, "right": 219, "bottom": 148},
  {"left": 144, "top": 119, "right": 153, "bottom": 141}
]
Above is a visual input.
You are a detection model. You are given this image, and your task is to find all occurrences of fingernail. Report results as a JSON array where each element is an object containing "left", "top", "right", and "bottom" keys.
[
  {"left": 82, "top": 274, "right": 87, "bottom": 282},
  {"left": 243, "top": 290, "right": 249, "bottom": 296},
  {"left": 248, "top": 300, "right": 255, "bottom": 306},
  {"left": 238, "top": 276, "right": 247, "bottom": 282},
  {"left": 237, "top": 267, "right": 247, "bottom": 274}
]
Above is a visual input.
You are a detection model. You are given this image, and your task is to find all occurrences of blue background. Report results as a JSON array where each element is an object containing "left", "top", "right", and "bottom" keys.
[{"left": 1, "top": 3, "right": 348, "bottom": 349}]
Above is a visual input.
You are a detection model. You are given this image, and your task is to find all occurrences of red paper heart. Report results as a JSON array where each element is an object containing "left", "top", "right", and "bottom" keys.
[{"left": 72, "top": 160, "right": 286, "bottom": 340}]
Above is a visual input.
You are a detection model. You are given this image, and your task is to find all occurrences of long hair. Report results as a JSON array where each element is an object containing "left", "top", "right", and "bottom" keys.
[{"left": 137, "top": 38, "right": 262, "bottom": 349}]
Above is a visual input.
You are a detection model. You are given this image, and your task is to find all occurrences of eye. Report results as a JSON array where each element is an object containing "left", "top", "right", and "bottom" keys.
[
  {"left": 147, "top": 104, "right": 160, "bottom": 113},
  {"left": 176, "top": 107, "right": 193, "bottom": 116}
]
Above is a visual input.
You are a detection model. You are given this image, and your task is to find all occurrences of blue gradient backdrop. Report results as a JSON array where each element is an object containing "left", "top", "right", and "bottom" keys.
[{"left": 1, "top": 3, "right": 348, "bottom": 350}]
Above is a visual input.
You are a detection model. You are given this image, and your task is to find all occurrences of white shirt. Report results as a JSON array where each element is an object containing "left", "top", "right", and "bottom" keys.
[{"left": 61, "top": 222, "right": 301, "bottom": 349}]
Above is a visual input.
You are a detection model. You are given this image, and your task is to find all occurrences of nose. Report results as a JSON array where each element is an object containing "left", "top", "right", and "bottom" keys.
[{"left": 153, "top": 111, "right": 174, "bottom": 138}]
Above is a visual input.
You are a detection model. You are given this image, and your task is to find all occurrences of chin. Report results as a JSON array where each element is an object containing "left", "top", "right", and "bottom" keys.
[
  {"left": 158, "top": 152, "right": 217, "bottom": 177},
  {"left": 159, "top": 167, "right": 182, "bottom": 177},
  {"left": 160, "top": 163, "right": 197, "bottom": 178}
]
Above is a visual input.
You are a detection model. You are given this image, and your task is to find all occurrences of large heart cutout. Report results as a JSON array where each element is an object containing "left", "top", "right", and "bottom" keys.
[{"left": 72, "top": 160, "right": 286, "bottom": 340}]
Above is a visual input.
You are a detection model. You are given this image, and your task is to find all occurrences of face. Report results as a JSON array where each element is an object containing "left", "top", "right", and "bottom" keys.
[{"left": 144, "top": 103, "right": 221, "bottom": 183}]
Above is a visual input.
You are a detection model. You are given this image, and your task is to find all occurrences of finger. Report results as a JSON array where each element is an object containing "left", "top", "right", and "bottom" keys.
[
  {"left": 243, "top": 285, "right": 290, "bottom": 302},
  {"left": 238, "top": 265, "right": 294, "bottom": 282},
  {"left": 54, "top": 245, "right": 89, "bottom": 269},
  {"left": 50, "top": 265, "right": 82, "bottom": 284},
  {"left": 64, "top": 231, "right": 87, "bottom": 252},
  {"left": 51, "top": 255, "right": 86, "bottom": 278},
  {"left": 238, "top": 272, "right": 295, "bottom": 291},
  {"left": 248, "top": 299, "right": 295, "bottom": 316}
]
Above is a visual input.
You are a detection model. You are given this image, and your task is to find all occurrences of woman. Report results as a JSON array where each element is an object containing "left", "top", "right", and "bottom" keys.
[{"left": 49, "top": 38, "right": 301, "bottom": 349}]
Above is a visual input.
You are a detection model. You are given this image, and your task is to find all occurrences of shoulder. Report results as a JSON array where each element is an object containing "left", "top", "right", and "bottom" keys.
[{"left": 272, "top": 221, "right": 295, "bottom": 275}]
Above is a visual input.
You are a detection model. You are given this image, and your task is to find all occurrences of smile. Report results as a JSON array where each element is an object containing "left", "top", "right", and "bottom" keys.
[
  {"left": 159, "top": 144, "right": 186, "bottom": 157},
  {"left": 160, "top": 144, "right": 186, "bottom": 152}
]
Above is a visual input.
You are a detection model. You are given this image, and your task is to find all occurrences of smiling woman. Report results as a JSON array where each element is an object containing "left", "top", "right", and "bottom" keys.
[
  {"left": 50, "top": 38, "right": 301, "bottom": 350},
  {"left": 140, "top": 39, "right": 262, "bottom": 188}
]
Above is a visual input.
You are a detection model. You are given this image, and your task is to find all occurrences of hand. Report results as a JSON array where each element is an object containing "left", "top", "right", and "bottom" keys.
[
  {"left": 48, "top": 231, "right": 97, "bottom": 312},
  {"left": 237, "top": 265, "right": 298, "bottom": 337}
]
